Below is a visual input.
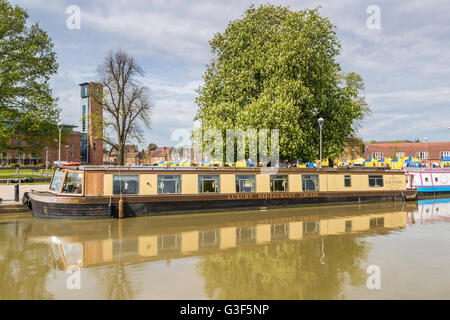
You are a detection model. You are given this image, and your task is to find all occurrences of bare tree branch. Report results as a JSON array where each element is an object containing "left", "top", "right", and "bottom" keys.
[{"left": 97, "top": 49, "right": 152, "bottom": 165}]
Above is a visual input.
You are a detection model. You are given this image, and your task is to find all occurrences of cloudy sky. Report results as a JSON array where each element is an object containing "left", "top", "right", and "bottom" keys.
[{"left": 11, "top": 0, "right": 450, "bottom": 147}]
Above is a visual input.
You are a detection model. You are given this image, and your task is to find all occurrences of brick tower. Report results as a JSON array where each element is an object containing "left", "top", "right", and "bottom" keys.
[{"left": 79, "top": 82, "right": 103, "bottom": 165}]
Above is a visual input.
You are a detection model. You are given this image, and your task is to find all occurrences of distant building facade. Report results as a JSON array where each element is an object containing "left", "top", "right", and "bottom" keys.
[
  {"left": 363, "top": 141, "right": 450, "bottom": 165},
  {"left": 103, "top": 146, "right": 174, "bottom": 165},
  {"left": 0, "top": 131, "right": 81, "bottom": 166}
]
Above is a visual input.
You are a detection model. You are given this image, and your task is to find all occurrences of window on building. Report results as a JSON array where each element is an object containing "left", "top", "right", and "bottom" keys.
[
  {"left": 417, "top": 152, "right": 428, "bottom": 160},
  {"left": 113, "top": 175, "right": 139, "bottom": 194},
  {"left": 344, "top": 175, "right": 352, "bottom": 187},
  {"left": 62, "top": 171, "right": 83, "bottom": 194},
  {"left": 198, "top": 175, "right": 220, "bottom": 193},
  {"left": 50, "top": 170, "right": 65, "bottom": 192},
  {"left": 235, "top": 175, "right": 256, "bottom": 193},
  {"left": 17, "top": 140, "right": 22, "bottom": 148},
  {"left": 80, "top": 84, "right": 89, "bottom": 98},
  {"left": 441, "top": 151, "right": 450, "bottom": 159},
  {"left": 395, "top": 152, "right": 405, "bottom": 158},
  {"left": 302, "top": 175, "right": 319, "bottom": 191},
  {"left": 81, "top": 105, "right": 87, "bottom": 132},
  {"left": 270, "top": 175, "right": 288, "bottom": 192},
  {"left": 369, "top": 175, "right": 384, "bottom": 187},
  {"left": 158, "top": 175, "right": 181, "bottom": 194},
  {"left": 373, "top": 152, "right": 383, "bottom": 159}
]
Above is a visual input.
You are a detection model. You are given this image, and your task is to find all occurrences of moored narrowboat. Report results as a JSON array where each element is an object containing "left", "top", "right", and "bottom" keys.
[{"left": 23, "top": 165, "right": 417, "bottom": 219}]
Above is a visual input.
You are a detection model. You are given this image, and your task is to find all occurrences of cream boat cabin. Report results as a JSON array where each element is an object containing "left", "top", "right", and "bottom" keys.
[{"left": 23, "top": 166, "right": 417, "bottom": 219}]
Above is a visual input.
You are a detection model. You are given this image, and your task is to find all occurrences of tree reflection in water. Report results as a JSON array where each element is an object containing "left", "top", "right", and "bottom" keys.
[
  {"left": 0, "top": 221, "right": 54, "bottom": 299},
  {"left": 197, "top": 234, "right": 369, "bottom": 300}
]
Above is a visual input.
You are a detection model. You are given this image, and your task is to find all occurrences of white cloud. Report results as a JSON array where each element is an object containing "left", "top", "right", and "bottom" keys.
[{"left": 10, "top": 0, "right": 450, "bottom": 145}]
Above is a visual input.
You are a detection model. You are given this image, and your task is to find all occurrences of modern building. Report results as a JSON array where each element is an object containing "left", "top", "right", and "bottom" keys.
[{"left": 79, "top": 82, "right": 103, "bottom": 165}]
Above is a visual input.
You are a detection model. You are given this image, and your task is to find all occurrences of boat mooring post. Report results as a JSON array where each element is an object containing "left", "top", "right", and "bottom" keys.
[
  {"left": 14, "top": 184, "right": 19, "bottom": 202},
  {"left": 118, "top": 196, "right": 124, "bottom": 219}
]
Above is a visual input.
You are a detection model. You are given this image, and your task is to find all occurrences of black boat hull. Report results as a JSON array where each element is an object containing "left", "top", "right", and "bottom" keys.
[{"left": 25, "top": 190, "right": 416, "bottom": 219}]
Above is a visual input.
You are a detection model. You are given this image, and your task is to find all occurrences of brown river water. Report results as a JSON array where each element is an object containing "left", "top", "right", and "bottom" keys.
[{"left": 0, "top": 199, "right": 449, "bottom": 300}]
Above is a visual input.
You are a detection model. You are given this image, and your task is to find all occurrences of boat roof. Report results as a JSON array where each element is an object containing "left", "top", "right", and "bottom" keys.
[{"left": 57, "top": 164, "right": 403, "bottom": 173}]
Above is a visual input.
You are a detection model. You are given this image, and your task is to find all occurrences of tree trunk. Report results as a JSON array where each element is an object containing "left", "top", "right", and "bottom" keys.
[{"left": 119, "top": 144, "right": 125, "bottom": 166}]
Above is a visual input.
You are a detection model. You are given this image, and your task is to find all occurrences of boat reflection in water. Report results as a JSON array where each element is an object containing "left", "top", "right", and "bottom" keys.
[
  {"left": 30, "top": 202, "right": 412, "bottom": 271},
  {"left": 1, "top": 199, "right": 446, "bottom": 299},
  {"left": 408, "top": 198, "right": 450, "bottom": 224}
]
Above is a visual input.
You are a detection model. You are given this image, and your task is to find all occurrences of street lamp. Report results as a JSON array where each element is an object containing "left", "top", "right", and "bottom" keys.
[
  {"left": 57, "top": 121, "right": 63, "bottom": 163},
  {"left": 318, "top": 118, "right": 324, "bottom": 168}
]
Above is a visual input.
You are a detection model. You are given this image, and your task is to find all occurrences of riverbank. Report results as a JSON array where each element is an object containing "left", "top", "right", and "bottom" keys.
[{"left": 0, "top": 184, "right": 49, "bottom": 214}]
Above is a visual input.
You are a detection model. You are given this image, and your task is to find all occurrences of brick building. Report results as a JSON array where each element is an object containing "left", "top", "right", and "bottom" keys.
[
  {"left": 0, "top": 131, "right": 81, "bottom": 166},
  {"left": 148, "top": 147, "right": 172, "bottom": 164},
  {"left": 363, "top": 141, "right": 450, "bottom": 165}
]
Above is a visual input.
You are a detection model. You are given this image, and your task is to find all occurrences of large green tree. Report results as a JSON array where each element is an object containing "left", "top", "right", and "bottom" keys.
[
  {"left": 0, "top": 0, "right": 59, "bottom": 152},
  {"left": 195, "top": 5, "right": 369, "bottom": 162}
]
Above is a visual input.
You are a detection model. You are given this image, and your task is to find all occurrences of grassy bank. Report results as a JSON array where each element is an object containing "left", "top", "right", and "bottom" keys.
[{"left": 0, "top": 169, "right": 53, "bottom": 179}]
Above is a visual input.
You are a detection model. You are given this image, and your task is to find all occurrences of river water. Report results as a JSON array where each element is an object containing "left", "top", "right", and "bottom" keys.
[{"left": 0, "top": 199, "right": 449, "bottom": 300}]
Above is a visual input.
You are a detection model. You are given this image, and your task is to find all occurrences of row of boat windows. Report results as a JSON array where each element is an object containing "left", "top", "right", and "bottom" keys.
[
  {"left": 115, "top": 218, "right": 387, "bottom": 255},
  {"left": 116, "top": 218, "right": 384, "bottom": 256},
  {"left": 111, "top": 174, "right": 322, "bottom": 195},
  {"left": 58, "top": 218, "right": 386, "bottom": 264},
  {"left": 50, "top": 170, "right": 385, "bottom": 194},
  {"left": 111, "top": 174, "right": 385, "bottom": 195}
]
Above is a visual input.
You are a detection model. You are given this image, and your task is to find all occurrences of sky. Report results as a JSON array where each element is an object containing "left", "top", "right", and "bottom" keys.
[{"left": 10, "top": 0, "right": 450, "bottom": 148}]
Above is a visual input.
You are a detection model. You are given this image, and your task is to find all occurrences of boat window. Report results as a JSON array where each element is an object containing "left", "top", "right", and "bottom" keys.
[
  {"left": 236, "top": 226, "right": 256, "bottom": 245},
  {"left": 113, "top": 175, "right": 139, "bottom": 194},
  {"left": 158, "top": 234, "right": 181, "bottom": 254},
  {"left": 50, "top": 170, "right": 65, "bottom": 192},
  {"left": 198, "top": 230, "right": 220, "bottom": 249},
  {"left": 369, "top": 175, "right": 384, "bottom": 187},
  {"left": 235, "top": 175, "right": 256, "bottom": 193},
  {"left": 198, "top": 175, "right": 220, "bottom": 193},
  {"left": 344, "top": 175, "right": 352, "bottom": 187},
  {"left": 62, "top": 171, "right": 83, "bottom": 194},
  {"left": 302, "top": 175, "right": 319, "bottom": 191},
  {"left": 158, "top": 175, "right": 181, "bottom": 194},
  {"left": 370, "top": 217, "right": 385, "bottom": 228},
  {"left": 270, "top": 175, "right": 288, "bottom": 192},
  {"left": 345, "top": 220, "right": 352, "bottom": 233},
  {"left": 303, "top": 221, "right": 320, "bottom": 235},
  {"left": 271, "top": 223, "right": 289, "bottom": 240}
]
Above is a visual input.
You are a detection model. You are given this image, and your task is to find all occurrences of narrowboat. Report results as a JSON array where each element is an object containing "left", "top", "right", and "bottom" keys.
[
  {"left": 23, "top": 165, "right": 417, "bottom": 219},
  {"left": 405, "top": 168, "right": 450, "bottom": 196}
]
